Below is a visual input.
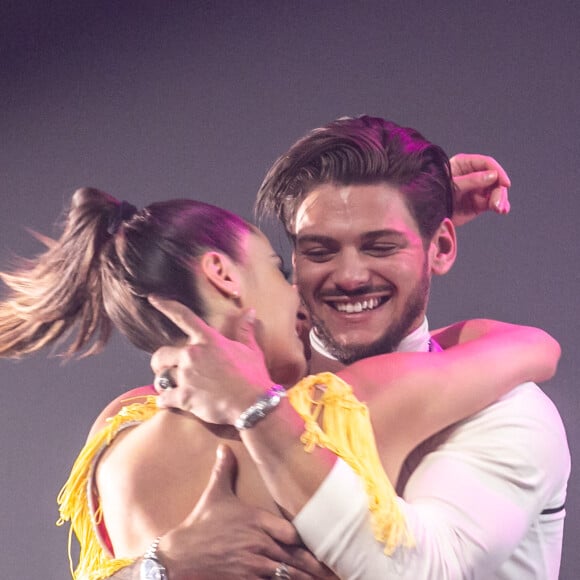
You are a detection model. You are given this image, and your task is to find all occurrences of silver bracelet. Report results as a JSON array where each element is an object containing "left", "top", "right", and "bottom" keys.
[{"left": 234, "top": 384, "right": 286, "bottom": 430}]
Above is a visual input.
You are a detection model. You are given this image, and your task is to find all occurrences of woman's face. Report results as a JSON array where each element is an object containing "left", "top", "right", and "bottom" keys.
[{"left": 238, "top": 230, "right": 308, "bottom": 386}]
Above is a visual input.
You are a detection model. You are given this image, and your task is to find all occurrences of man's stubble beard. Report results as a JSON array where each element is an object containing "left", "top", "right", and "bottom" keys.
[{"left": 309, "top": 262, "right": 431, "bottom": 365}]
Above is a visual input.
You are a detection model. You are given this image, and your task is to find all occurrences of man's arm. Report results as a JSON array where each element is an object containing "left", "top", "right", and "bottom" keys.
[
  {"left": 109, "top": 414, "right": 567, "bottom": 580},
  {"left": 294, "top": 385, "right": 569, "bottom": 578}
]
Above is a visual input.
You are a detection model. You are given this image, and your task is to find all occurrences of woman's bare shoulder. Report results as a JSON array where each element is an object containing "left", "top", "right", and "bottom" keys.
[{"left": 87, "top": 384, "right": 156, "bottom": 440}]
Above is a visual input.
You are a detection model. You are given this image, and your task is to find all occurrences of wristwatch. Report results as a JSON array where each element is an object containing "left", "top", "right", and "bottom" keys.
[{"left": 140, "top": 537, "right": 168, "bottom": 580}]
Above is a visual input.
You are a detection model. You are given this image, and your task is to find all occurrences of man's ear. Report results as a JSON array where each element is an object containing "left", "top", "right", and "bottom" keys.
[
  {"left": 429, "top": 218, "right": 457, "bottom": 276},
  {"left": 198, "top": 251, "right": 241, "bottom": 298}
]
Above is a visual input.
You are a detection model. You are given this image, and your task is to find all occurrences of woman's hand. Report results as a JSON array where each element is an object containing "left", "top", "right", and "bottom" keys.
[{"left": 450, "top": 153, "right": 511, "bottom": 226}]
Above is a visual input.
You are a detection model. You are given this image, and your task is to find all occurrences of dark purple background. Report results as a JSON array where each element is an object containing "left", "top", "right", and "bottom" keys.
[{"left": 1, "top": 1, "right": 578, "bottom": 577}]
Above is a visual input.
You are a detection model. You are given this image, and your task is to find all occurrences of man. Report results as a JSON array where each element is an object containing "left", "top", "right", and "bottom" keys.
[
  {"left": 111, "top": 117, "right": 569, "bottom": 578},
  {"left": 248, "top": 116, "right": 569, "bottom": 577}
]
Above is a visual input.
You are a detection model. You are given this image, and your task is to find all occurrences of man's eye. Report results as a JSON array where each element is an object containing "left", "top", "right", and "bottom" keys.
[
  {"left": 365, "top": 245, "right": 397, "bottom": 257},
  {"left": 302, "top": 249, "right": 334, "bottom": 262}
]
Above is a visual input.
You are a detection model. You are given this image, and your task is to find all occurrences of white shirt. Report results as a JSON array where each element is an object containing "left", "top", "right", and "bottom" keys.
[{"left": 294, "top": 319, "right": 570, "bottom": 579}]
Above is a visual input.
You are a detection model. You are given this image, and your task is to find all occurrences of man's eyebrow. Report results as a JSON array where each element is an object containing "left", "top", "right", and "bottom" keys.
[
  {"left": 361, "top": 229, "right": 406, "bottom": 241},
  {"left": 296, "top": 229, "right": 405, "bottom": 244},
  {"left": 295, "top": 234, "right": 336, "bottom": 245}
]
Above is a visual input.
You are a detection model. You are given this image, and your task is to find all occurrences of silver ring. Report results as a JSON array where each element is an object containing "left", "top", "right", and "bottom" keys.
[
  {"left": 154, "top": 369, "right": 176, "bottom": 390},
  {"left": 272, "top": 562, "right": 291, "bottom": 579}
]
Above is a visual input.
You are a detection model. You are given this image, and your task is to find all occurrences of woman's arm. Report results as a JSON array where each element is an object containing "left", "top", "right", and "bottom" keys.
[
  {"left": 150, "top": 299, "right": 560, "bottom": 516},
  {"left": 339, "top": 319, "right": 560, "bottom": 473},
  {"left": 449, "top": 153, "right": 511, "bottom": 226},
  {"left": 244, "top": 319, "right": 560, "bottom": 512}
]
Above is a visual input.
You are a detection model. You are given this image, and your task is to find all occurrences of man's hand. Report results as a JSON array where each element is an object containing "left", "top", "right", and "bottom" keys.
[
  {"left": 158, "top": 444, "right": 334, "bottom": 580},
  {"left": 149, "top": 296, "right": 272, "bottom": 424},
  {"left": 450, "top": 153, "right": 512, "bottom": 226}
]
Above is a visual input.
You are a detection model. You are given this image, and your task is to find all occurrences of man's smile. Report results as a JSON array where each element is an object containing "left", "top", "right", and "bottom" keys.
[{"left": 322, "top": 294, "right": 392, "bottom": 314}]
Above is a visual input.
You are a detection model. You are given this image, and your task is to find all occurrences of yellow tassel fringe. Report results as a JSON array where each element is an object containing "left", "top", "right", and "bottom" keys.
[
  {"left": 287, "top": 372, "right": 414, "bottom": 554},
  {"left": 56, "top": 396, "right": 159, "bottom": 580},
  {"left": 57, "top": 373, "right": 411, "bottom": 579}
]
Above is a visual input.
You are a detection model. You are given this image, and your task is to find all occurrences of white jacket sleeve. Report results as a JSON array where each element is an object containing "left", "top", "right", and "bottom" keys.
[{"left": 293, "top": 384, "right": 569, "bottom": 580}]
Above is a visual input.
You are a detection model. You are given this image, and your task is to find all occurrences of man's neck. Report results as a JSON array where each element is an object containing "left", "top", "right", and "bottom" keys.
[
  {"left": 308, "top": 317, "right": 432, "bottom": 374},
  {"left": 396, "top": 318, "right": 432, "bottom": 353}
]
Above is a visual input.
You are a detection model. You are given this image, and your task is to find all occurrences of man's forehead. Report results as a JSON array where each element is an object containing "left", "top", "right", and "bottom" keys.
[{"left": 293, "top": 182, "right": 418, "bottom": 236}]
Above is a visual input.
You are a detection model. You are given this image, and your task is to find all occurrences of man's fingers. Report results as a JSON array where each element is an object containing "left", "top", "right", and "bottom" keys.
[
  {"left": 206, "top": 444, "right": 238, "bottom": 499},
  {"left": 242, "top": 554, "right": 327, "bottom": 580},
  {"left": 148, "top": 295, "right": 210, "bottom": 341},
  {"left": 270, "top": 562, "right": 331, "bottom": 580},
  {"left": 251, "top": 513, "right": 335, "bottom": 577},
  {"left": 258, "top": 510, "right": 302, "bottom": 547},
  {"left": 255, "top": 540, "right": 334, "bottom": 579},
  {"left": 193, "top": 445, "right": 238, "bottom": 515},
  {"left": 283, "top": 546, "right": 336, "bottom": 578}
]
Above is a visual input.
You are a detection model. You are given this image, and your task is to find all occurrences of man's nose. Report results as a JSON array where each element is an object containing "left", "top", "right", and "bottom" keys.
[{"left": 331, "top": 249, "right": 371, "bottom": 291}]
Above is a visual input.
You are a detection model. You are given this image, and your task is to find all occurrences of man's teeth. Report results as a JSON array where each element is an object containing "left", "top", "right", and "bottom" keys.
[{"left": 335, "top": 298, "right": 382, "bottom": 313}]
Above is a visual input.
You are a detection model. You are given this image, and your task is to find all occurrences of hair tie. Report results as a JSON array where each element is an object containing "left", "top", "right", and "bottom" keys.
[{"left": 107, "top": 200, "right": 138, "bottom": 235}]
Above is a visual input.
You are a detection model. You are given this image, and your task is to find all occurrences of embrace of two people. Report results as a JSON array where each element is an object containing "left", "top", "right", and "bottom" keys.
[{"left": 0, "top": 116, "right": 569, "bottom": 580}]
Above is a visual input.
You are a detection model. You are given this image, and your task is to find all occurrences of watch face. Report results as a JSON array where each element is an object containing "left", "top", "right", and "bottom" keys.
[{"left": 141, "top": 557, "right": 168, "bottom": 580}]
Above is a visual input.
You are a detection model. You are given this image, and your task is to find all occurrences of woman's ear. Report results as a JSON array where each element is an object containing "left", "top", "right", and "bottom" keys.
[
  {"left": 198, "top": 251, "right": 241, "bottom": 299},
  {"left": 428, "top": 218, "right": 457, "bottom": 276}
]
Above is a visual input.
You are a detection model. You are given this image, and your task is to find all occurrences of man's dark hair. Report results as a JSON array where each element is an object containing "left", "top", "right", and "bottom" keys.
[{"left": 256, "top": 115, "right": 454, "bottom": 243}]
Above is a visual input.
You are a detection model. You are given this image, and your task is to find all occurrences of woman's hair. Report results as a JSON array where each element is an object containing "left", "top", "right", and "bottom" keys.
[{"left": 0, "top": 188, "right": 251, "bottom": 357}]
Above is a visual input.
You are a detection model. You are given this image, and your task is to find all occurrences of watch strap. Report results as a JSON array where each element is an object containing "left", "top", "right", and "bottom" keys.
[{"left": 140, "top": 536, "right": 168, "bottom": 580}]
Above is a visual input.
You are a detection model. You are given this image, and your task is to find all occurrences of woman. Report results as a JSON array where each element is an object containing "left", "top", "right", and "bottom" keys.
[{"left": 0, "top": 188, "right": 559, "bottom": 579}]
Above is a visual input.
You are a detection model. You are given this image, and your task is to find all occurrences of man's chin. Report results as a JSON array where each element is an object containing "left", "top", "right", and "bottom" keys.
[{"left": 326, "top": 337, "right": 396, "bottom": 365}]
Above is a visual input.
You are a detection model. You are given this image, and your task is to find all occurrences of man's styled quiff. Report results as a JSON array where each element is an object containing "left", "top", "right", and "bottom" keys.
[{"left": 255, "top": 115, "right": 455, "bottom": 243}]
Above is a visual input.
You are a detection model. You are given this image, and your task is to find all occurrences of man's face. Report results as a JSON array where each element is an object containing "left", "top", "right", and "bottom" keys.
[{"left": 293, "top": 182, "right": 431, "bottom": 363}]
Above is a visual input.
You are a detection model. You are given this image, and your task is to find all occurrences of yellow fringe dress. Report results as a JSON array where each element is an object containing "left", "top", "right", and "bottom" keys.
[{"left": 57, "top": 372, "right": 411, "bottom": 579}]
